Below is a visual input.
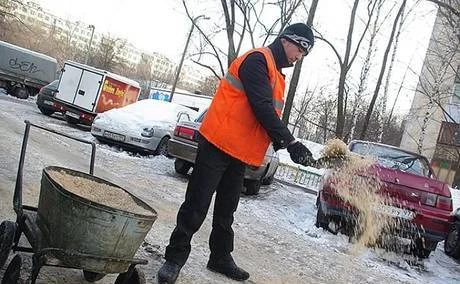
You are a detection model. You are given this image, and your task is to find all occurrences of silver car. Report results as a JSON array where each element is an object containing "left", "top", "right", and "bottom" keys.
[
  {"left": 91, "top": 100, "right": 198, "bottom": 155},
  {"left": 168, "top": 110, "right": 279, "bottom": 195}
]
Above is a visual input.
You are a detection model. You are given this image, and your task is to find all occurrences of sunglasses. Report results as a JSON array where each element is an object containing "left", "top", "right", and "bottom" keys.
[{"left": 296, "top": 44, "right": 309, "bottom": 56}]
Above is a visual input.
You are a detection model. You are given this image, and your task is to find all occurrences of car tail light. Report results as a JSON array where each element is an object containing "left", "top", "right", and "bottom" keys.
[
  {"left": 175, "top": 126, "right": 195, "bottom": 140},
  {"left": 421, "top": 192, "right": 437, "bottom": 206},
  {"left": 81, "top": 113, "right": 94, "bottom": 122},
  {"left": 436, "top": 195, "right": 453, "bottom": 211}
]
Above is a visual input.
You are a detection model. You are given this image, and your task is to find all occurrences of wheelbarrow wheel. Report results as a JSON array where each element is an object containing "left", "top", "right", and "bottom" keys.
[
  {"left": 0, "top": 221, "right": 16, "bottom": 269},
  {"left": 1, "top": 254, "right": 21, "bottom": 284},
  {"left": 83, "top": 270, "right": 106, "bottom": 282},
  {"left": 115, "top": 267, "right": 145, "bottom": 284}
]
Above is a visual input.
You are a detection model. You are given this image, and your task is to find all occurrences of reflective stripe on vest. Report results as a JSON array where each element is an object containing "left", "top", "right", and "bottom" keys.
[{"left": 224, "top": 72, "right": 283, "bottom": 112}]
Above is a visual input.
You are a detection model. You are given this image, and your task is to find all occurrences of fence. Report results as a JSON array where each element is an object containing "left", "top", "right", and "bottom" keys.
[{"left": 274, "top": 162, "right": 323, "bottom": 194}]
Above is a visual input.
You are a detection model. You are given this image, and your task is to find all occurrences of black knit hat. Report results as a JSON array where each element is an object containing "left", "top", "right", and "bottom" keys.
[{"left": 280, "top": 23, "right": 314, "bottom": 53}]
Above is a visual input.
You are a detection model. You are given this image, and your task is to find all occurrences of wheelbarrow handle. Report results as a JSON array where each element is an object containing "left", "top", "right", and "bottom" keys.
[{"left": 14, "top": 120, "right": 97, "bottom": 216}]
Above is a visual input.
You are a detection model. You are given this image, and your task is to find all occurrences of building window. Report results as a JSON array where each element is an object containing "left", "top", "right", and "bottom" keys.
[{"left": 438, "top": 121, "right": 460, "bottom": 146}]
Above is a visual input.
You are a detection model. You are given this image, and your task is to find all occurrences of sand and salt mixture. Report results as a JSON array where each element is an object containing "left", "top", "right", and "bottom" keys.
[
  {"left": 47, "top": 170, "right": 154, "bottom": 216},
  {"left": 322, "top": 139, "right": 399, "bottom": 252}
]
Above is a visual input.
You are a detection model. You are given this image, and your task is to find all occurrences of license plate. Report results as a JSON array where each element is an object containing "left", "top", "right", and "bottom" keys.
[
  {"left": 374, "top": 205, "right": 415, "bottom": 220},
  {"left": 103, "top": 131, "right": 125, "bottom": 142},
  {"left": 66, "top": 111, "right": 80, "bottom": 119},
  {"left": 43, "top": 100, "right": 54, "bottom": 106}
]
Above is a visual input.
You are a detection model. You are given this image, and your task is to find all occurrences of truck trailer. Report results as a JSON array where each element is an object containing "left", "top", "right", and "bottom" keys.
[
  {"left": 54, "top": 61, "right": 141, "bottom": 125},
  {"left": 0, "top": 40, "right": 58, "bottom": 99}
]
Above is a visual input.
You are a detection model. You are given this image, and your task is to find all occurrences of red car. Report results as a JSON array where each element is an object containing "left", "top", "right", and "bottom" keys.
[{"left": 316, "top": 140, "right": 453, "bottom": 258}]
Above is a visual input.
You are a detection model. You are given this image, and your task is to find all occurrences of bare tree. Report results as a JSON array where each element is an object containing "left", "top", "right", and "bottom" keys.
[
  {"left": 348, "top": 0, "right": 385, "bottom": 142},
  {"left": 91, "top": 35, "right": 128, "bottom": 73},
  {"left": 316, "top": 94, "right": 339, "bottom": 143},
  {"left": 282, "top": 0, "right": 319, "bottom": 125},
  {"left": 317, "top": 0, "right": 378, "bottom": 139},
  {"left": 360, "top": 0, "right": 407, "bottom": 139},
  {"left": 182, "top": 0, "right": 304, "bottom": 79},
  {"left": 377, "top": 1, "right": 421, "bottom": 142},
  {"left": 290, "top": 86, "right": 317, "bottom": 136},
  {"left": 198, "top": 75, "right": 219, "bottom": 96}
]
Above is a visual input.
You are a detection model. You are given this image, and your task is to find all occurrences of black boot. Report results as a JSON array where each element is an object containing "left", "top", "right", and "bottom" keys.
[
  {"left": 207, "top": 255, "right": 250, "bottom": 281},
  {"left": 157, "top": 260, "right": 182, "bottom": 284}
]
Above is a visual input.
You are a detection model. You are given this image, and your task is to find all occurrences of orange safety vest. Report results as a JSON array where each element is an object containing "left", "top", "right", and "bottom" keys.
[{"left": 200, "top": 47, "right": 286, "bottom": 167}]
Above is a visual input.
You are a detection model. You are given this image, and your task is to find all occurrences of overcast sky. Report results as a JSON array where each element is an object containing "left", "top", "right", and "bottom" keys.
[{"left": 35, "top": 0, "right": 438, "bottom": 115}]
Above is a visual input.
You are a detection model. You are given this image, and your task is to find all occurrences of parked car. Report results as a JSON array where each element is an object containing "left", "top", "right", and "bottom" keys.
[
  {"left": 168, "top": 110, "right": 279, "bottom": 195},
  {"left": 444, "top": 207, "right": 460, "bottom": 259},
  {"left": 36, "top": 80, "right": 59, "bottom": 116},
  {"left": 91, "top": 100, "right": 198, "bottom": 155},
  {"left": 316, "top": 140, "right": 453, "bottom": 258}
]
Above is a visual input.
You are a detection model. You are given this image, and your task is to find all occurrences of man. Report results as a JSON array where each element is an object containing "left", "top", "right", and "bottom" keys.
[{"left": 158, "top": 23, "right": 315, "bottom": 283}]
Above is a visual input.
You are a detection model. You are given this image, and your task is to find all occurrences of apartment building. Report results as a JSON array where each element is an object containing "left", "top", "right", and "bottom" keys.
[
  {"left": 400, "top": 8, "right": 460, "bottom": 187},
  {"left": 7, "top": 0, "right": 205, "bottom": 89}
]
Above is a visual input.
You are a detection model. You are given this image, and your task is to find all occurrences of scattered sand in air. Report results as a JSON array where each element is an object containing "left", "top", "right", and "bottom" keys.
[
  {"left": 322, "top": 138, "right": 349, "bottom": 158},
  {"left": 47, "top": 170, "right": 154, "bottom": 216},
  {"left": 322, "top": 139, "right": 400, "bottom": 253}
]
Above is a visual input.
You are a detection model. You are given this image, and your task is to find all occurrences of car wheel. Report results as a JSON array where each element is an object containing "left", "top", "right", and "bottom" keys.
[
  {"left": 261, "top": 171, "right": 275, "bottom": 185},
  {"left": 155, "top": 137, "right": 170, "bottom": 156},
  {"left": 445, "top": 222, "right": 460, "bottom": 258},
  {"left": 38, "top": 107, "right": 54, "bottom": 116},
  {"left": 243, "top": 179, "right": 261, "bottom": 195},
  {"left": 13, "top": 87, "right": 29, "bottom": 99},
  {"left": 174, "top": 159, "right": 192, "bottom": 175},
  {"left": 412, "top": 238, "right": 434, "bottom": 258},
  {"left": 315, "top": 201, "right": 330, "bottom": 231}
]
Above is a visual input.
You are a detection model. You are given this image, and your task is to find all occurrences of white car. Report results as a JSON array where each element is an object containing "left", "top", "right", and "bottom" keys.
[{"left": 91, "top": 99, "right": 198, "bottom": 155}]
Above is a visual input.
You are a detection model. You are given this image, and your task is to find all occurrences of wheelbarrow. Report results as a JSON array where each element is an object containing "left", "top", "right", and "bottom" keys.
[{"left": 0, "top": 120, "right": 158, "bottom": 283}]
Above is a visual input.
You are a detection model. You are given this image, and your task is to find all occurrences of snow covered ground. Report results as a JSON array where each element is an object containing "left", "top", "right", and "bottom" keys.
[{"left": 0, "top": 96, "right": 460, "bottom": 283}]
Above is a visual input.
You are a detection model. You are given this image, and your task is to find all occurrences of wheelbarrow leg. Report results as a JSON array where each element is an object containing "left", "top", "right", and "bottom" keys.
[
  {"left": 121, "top": 264, "right": 136, "bottom": 284},
  {"left": 31, "top": 254, "right": 45, "bottom": 284},
  {"left": 12, "top": 216, "right": 24, "bottom": 250}
]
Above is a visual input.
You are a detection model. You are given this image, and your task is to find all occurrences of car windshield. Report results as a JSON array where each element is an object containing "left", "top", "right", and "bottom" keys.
[{"left": 350, "top": 142, "right": 432, "bottom": 177}]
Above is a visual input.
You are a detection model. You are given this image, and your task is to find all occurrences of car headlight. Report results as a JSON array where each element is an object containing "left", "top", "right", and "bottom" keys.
[{"left": 141, "top": 127, "right": 155, "bottom": 137}]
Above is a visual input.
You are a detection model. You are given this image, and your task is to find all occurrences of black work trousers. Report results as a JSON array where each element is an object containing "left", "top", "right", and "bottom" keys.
[{"left": 165, "top": 137, "right": 245, "bottom": 267}]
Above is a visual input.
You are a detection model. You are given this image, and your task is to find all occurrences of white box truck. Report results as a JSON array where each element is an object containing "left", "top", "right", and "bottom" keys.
[
  {"left": 0, "top": 40, "right": 57, "bottom": 99},
  {"left": 55, "top": 61, "right": 141, "bottom": 125}
]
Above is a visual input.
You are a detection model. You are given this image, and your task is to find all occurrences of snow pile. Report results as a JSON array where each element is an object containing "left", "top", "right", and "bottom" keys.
[
  {"left": 278, "top": 139, "right": 325, "bottom": 176},
  {"left": 94, "top": 100, "right": 198, "bottom": 137}
]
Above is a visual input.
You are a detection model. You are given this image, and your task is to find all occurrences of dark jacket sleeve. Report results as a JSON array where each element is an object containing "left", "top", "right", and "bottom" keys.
[{"left": 238, "top": 52, "right": 295, "bottom": 149}]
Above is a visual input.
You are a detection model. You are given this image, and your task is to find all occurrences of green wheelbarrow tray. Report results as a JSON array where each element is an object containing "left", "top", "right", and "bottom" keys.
[{"left": 35, "top": 166, "right": 157, "bottom": 274}]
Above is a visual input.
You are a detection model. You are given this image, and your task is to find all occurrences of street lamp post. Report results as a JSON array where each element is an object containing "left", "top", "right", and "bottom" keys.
[
  {"left": 85, "top": 24, "right": 95, "bottom": 65},
  {"left": 169, "top": 15, "right": 208, "bottom": 102}
]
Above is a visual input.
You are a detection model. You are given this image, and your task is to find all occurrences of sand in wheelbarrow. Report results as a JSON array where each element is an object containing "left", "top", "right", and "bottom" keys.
[{"left": 47, "top": 170, "right": 154, "bottom": 216}]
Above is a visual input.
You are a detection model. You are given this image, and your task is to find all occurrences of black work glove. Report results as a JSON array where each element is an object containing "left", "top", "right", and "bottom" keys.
[
  {"left": 272, "top": 141, "right": 282, "bottom": 151},
  {"left": 287, "top": 141, "right": 314, "bottom": 166}
]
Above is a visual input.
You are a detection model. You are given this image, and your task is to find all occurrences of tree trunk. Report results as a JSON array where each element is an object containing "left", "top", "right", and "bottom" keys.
[
  {"left": 378, "top": 1, "right": 405, "bottom": 142},
  {"left": 335, "top": 0, "right": 360, "bottom": 139},
  {"left": 360, "top": 0, "right": 407, "bottom": 140},
  {"left": 282, "top": 0, "right": 319, "bottom": 124}
]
